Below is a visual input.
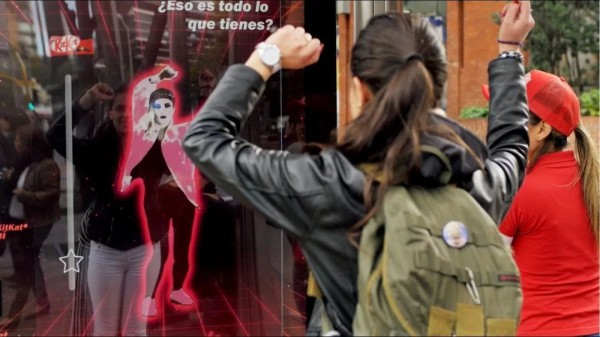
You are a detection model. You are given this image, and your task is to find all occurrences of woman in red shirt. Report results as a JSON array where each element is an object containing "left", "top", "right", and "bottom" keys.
[{"left": 495, "top": 70, "right": 600, "bottom": 336}]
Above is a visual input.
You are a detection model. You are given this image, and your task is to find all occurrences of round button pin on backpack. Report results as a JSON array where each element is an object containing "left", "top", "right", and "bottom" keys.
[{"left": 442, "top": 221, "right": 469, "bottom": 248}]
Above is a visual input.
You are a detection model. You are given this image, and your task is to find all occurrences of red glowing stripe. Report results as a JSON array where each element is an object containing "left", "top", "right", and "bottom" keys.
[
  {"left": 82, "top": 288, "right": 113, "bottom": 336},
  {"left": 0, "top": 31, "right": 10, "bottom": 43},
  {"left": 195, "top": 299, "right": 208, "bottom": 336},
  {"left": 95, "top": 0, "right": 118, "bottom": 58},
  {"left": 43, "top": 302, "right": 73, "bottom": 336},
  {"left": 215, "top": 281, "right": 250, "bottom": 336},
  {"left": 10, "top": 0, "right": 32, "bottom": 25},
  {"left": 283, "top": 303, "right": 306, "bottom": 319},
  {"left": 282, "top": 1, "right": 302, "bottom": 20},
  {"left": 56, "top": 0, "right": 79, "bottom": 36},
  {"left": 242, "top": 283, "right": 281, "bottom": 324},
  {"left": 258, "top": 6, "right": 282, "bottom": 42}
]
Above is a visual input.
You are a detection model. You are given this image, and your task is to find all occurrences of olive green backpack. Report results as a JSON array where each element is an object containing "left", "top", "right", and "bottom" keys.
[{"left": 353, "top": 158, "right": 522, "bottom": 336}]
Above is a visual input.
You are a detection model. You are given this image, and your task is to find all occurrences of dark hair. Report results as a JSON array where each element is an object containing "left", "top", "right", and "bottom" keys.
[
  {"left": 337, "top": 13, "right": 476, "bottom": 232},
  {"left": 350, "top": 13, "right": 447, "bottom": 106},
  {"left": 149, "top": 88, "right": 175, "bottom": 107},
  {"left": 108, "top": 84, "right": 129, "bottom": 110},
  {"left": 0, "top": 108, "right": 30, "bottom": 129},
  {"left": 16, "top": 124, "right": 54, "bottom": 163},
  {"left": 527, "top": 112, "right": 567, "bottom": 170}
]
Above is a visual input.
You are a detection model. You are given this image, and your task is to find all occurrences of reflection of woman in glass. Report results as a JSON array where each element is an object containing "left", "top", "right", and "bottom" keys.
[
  {"left": 120, "top": 66, "right": 200, "bottom": 317},
  {"left": 0, "top": 124, "right": 60, "bottom": 329},
  {"left": 47, "top": 83, "right": 151, "bottom": 336}
]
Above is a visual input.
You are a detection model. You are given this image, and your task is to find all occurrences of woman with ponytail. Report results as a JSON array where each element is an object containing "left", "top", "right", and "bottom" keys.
[
  {"left": 184, "top": 2, "right": 535, "bottom": 335},
  {"left": 496, "top": 70, "right": 599, "bottom": 336}
]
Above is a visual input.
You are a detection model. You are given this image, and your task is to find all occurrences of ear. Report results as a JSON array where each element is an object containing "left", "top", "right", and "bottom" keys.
[
  {"left": 537, "top": 121, "right": 553, "bottom": 141},
  {"left": 108, "top": 110, "right": 115, "bottom": 121},
  {"left": 352, "top": 77, "right": 373, "bottom": 107}
]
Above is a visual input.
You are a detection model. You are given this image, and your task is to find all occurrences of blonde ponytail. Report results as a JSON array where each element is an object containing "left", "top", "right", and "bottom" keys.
[{"left": 574, "top": 123, "right": 600, "bottom": 241}]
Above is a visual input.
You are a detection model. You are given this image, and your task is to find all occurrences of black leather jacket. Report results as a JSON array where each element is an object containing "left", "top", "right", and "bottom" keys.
[
  {"left": 47, "top": 104, "right": 154, "bottom": 250},
  {"left": 183, "top": 58, "right": 529, "bottom": 336}
]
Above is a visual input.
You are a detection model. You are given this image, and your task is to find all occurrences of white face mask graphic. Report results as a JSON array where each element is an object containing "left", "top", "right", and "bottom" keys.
[{"left": 151, "top": 98, "right": 175, "bottom": 127}]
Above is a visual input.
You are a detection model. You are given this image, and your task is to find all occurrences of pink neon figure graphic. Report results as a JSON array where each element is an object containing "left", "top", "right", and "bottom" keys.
[{"left": 119, "top": 65, "right": 200, "bottom": 207}]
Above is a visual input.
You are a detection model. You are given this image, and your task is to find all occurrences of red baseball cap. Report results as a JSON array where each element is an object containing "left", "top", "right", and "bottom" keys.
[{"left": 481, "top": 70, "right": 580, "bottom": 136}]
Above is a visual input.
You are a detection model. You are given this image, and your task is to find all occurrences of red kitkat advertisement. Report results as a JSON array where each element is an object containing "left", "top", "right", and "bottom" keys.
[{"left": 49, "top": 35, "right": 94, "bottom": 56}]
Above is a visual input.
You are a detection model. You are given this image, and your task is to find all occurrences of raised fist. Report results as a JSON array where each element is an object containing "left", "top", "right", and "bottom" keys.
[
  {"left": 159, "top": 66, "right": 178, "bottom": 80},
  {"left": 265, "top": 25, "right": 323, "bottom": 70},
  {"left": 121, "top": 175, "right": 133, "bottom": 192},
  {"left": 89, "top": 83, "right": 114, "bottom": 102},
  {"left": 498, "top": 0, "right": 535, "bottom": 52},
  {"left": 79, "top": 83, "right": 114, "bottom": 109}
]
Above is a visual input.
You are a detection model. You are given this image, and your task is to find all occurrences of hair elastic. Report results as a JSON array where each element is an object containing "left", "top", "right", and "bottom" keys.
[
  {"left": 405, "top": 54, "right": 424, "bottom": 63},
  {"left": 497, "top": 39, "right": 523, "bottom": 47}
]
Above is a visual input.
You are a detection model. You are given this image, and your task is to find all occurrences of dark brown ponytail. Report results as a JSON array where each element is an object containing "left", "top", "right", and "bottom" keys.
[{"left": 337, "top": 13, "right": 478, "bottom": 232}]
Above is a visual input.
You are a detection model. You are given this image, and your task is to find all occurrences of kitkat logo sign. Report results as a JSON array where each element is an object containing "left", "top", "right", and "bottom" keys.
[{"left": 50, "top": 35, "right": 94, "bottom": 56}]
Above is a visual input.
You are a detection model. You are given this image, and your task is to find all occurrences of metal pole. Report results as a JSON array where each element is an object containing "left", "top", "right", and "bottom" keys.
[{"left": 65, "top": 74, "right": 75, "bottom": 290}]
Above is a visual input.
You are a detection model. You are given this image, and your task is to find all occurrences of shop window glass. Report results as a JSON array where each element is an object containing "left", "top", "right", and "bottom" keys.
[{"left": 0, "top": 1, "right": 334, "bottom": 335}]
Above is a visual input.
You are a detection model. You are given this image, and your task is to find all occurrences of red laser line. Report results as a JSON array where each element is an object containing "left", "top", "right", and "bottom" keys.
[
  {"left": 0, "top": 304, "right": 29, "bottom": 330},
  {"left": 283, "top": 303, "right": 305, "bottom": 319},
  {"left": 82, "top": 289, "right": 112, "bottom": 336},
  {"left": 215, "top": 281, "right": 250, "bottom": 336},
  {"left": 201, "top": 322, "right": 294, "bottom": 329},
  {"left": 188, "top": 323, "right": 286, "bottom": 330},
  {"left": 0, "top": 297, "right": 34, "bottom": 330},
  {"left": 284, "top": 285, "right": 307, "bottom": 299},
  {"left": 258, "top": 7, "right": 282, "bottom": 42},
  {"left": 56, "top": 0, "right": 79, "bottom": 36},
  {"left": 194, "top": 300, "right": 208, "bottom": 336},
  {"left": 95, "top": 0, "right": 117, "bottom": 58},
  {"left": 282, "top": 1, "right": 303, "bottom": 20},
  {"left": 242, "top": 282, "right": 281, "bottom": 324},
  {"left": 43, "top": 302, "right": 73, "bottom": 336},
  {"left": 10, "top": 0, "right": 32, "bottom": 24},
  {"left": 121, "top": 294, "right": 137, "bottom": 337},
  {"left": 0, "top": 31, "right": 10, "bottom": 43}
]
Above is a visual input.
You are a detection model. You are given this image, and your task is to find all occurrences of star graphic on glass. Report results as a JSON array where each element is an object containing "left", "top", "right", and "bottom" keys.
[{"left": 58, "top": 249, "right": 84, "bottom": 273}]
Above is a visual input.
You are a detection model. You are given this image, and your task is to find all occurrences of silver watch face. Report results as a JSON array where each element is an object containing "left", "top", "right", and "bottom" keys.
[{"left": 261, "top": 46, "right": 280, "bottom": 67}]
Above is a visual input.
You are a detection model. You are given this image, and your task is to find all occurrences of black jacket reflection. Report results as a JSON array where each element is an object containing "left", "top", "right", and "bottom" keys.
[
  {"left": 47, "top": 103, "right": 153, "bottom": 250},
  {"left": 183, "top": 59, "right": 529, "bottom": 336}
]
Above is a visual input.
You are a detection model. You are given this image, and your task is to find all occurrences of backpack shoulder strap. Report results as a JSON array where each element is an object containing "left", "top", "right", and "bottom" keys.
[
  {"left": 417, "top": 145, "right": 453, "bottom": 185},
  {"left": 358, "top": 145, "right": 453, "bottom": 185}
]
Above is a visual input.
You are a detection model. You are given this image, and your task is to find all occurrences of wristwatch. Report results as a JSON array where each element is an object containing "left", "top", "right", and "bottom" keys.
[
  {"left": 498, "top": 50, "right": 524, "bottom": 61},
  {"left": 256, "top": 42, "right": 282, "bottom": 73}
]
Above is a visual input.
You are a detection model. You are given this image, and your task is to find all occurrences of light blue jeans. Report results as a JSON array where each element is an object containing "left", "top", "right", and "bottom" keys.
[{"left": 87, "top": 241, "right": 154, "bottom": 336}]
